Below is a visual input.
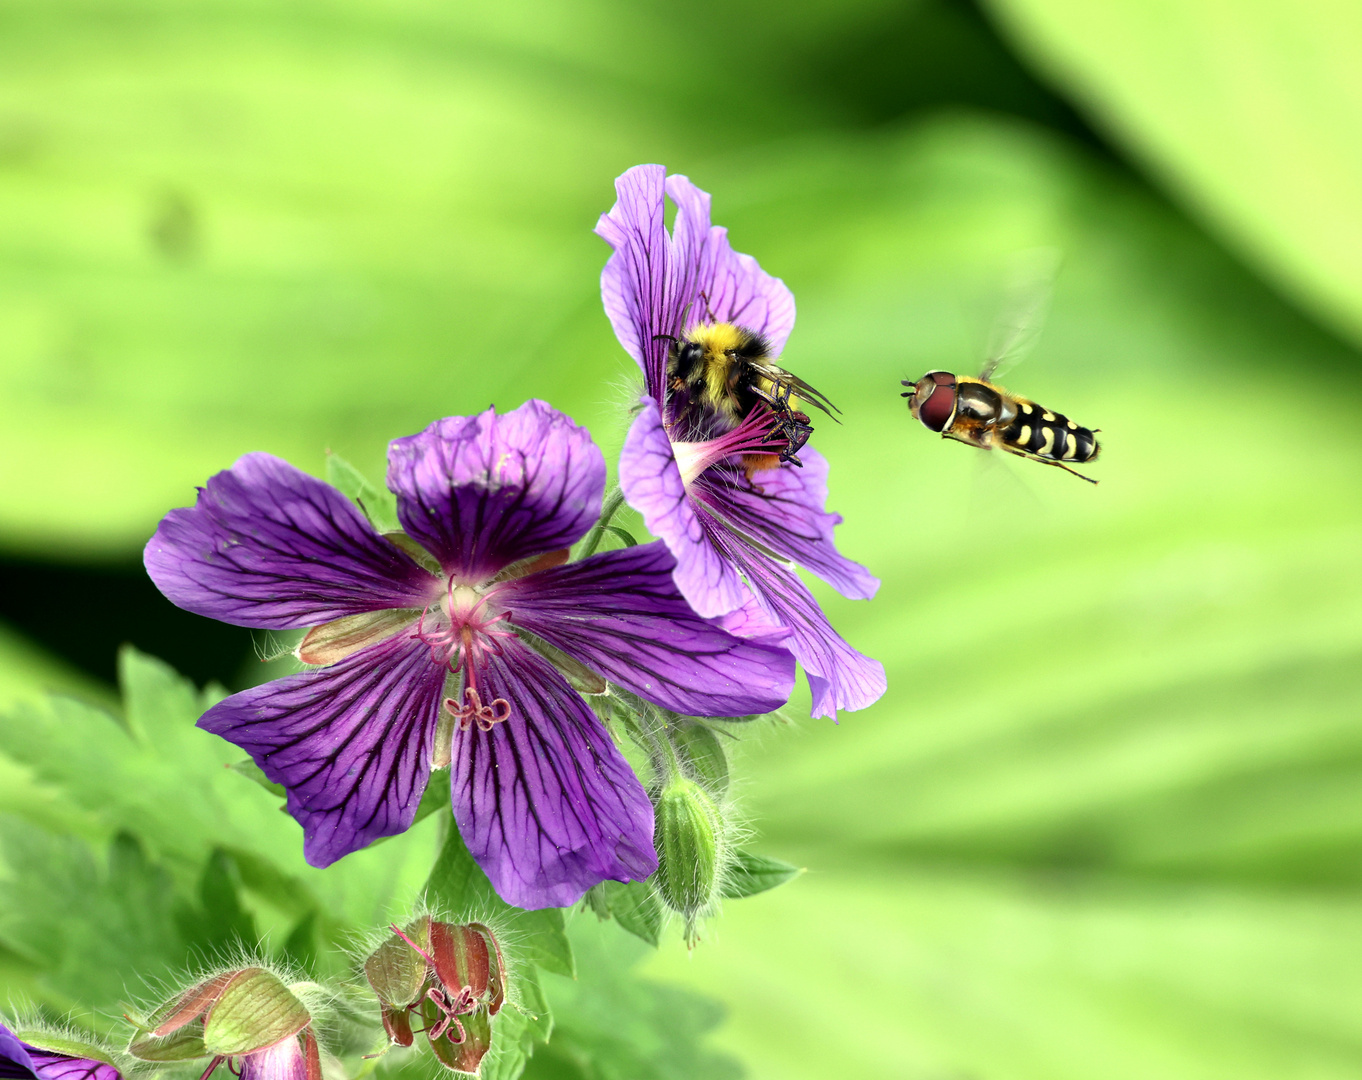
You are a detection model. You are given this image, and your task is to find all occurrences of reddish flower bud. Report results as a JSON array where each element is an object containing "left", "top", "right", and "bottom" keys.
[{"left": 363, "top": 918, "right": 506, "bottom": 1074}]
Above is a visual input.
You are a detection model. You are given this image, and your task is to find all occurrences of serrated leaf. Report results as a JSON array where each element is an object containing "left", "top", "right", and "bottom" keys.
[
  {"left": 601, "top": 881, "right": 663, "bottom": 948},
  {"left": 720, "top": 851, "right": 803, "bottom": 900},
  {"left": 426, "top": 826, "right": 574, "bottom": 978},
  {"left": 324, "top": 453, "right": 400, "bottom": 535},
  {"left": 173, "top": 849, "right": 257, "bottom": 962}
]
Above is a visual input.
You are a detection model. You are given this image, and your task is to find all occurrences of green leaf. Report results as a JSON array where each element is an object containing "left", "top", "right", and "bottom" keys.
[
  {"left": 228, "top": 759, "right": 286, "bottom": 799},
  {"left": 173, "top": 848, "right": 257, "bottom": 962},
  {"left": 426, "top": 825, "right": 575, "bottom": 978},
  {"left": 987, "top": 0, "right": 1362, "bottom": 349},
  {"left": 601, "top": 881, "right": 663, "bottom": 948},
  {"left": 719, "top": 851, "right": 803, "bottom": 900},
  {"left": 481, "top": 966, "right": 554, "bottom": 1080},
  {"left": 324, "top": 452, "right": 400, "bottom": 534}
]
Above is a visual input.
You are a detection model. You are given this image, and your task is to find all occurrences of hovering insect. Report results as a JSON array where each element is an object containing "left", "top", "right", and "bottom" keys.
[
  {"left": 901, "top": 254, "right": 1100, "bottom": 483},
  {"left": 662, "top": 318, "right": 839, "bottom": 468}
]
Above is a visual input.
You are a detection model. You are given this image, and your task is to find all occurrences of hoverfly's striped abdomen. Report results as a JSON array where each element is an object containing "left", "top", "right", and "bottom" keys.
[{"left": 1000, "top": 400, "right": 1099, "bottom": 464}]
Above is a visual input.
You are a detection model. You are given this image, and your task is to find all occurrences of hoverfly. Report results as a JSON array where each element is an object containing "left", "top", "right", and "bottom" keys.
[{"left": 901, "top": 253, "right": 1100, "bottom": 484}]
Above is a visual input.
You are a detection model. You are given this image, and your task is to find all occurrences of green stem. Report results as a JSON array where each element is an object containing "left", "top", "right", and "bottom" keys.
[{"left": 579, "top": 488, "right": 626, "bottom": 558}]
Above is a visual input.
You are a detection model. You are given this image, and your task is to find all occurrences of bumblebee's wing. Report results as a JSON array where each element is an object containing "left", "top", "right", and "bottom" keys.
[
  {"left": 979, "top": 247, "right": 1060, "bottom": 383},
  {"left": 754, "top": 362, "right": 841, "bottom": 419}
]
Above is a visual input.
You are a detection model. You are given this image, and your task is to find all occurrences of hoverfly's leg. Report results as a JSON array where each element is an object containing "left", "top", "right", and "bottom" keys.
[{"left": 1049, "top": 460, "right": 1099, "bottom": 484}]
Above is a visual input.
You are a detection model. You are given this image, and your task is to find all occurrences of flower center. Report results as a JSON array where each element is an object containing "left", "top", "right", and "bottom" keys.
[{"left": 415, "top": 580, "right": 515, "bottom": 731}]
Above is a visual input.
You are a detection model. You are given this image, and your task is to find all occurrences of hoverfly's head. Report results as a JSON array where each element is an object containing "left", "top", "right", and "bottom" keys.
[{"left": 900, "top": 371, "right": 957, "bottom": 432}]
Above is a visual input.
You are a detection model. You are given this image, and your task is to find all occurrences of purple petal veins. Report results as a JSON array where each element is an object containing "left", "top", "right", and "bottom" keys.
[
  {"left": 198, "top": 631, "right": 445, "bottom": 867},
  {"left": 497, "top": 540, "right": 796, "bottom": 717},
  {"left": 145, "top": 453, "right": 438, "bottom": 629},
  {"left": 387, "top": 402, "right": 604, "bottom": 583},
  {"left": 0, "top": 1026, "right": 119, "bottom": 1080},
  {"left": 451, "top": 638, "right": 656, "bottom": 910}
]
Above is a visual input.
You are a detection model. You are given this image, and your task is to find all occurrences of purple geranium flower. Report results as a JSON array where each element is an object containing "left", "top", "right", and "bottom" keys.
[
  {"left": 145, "top": 400, "right": 795, "bottom": 909},
  {"left": 0, "top": 1024, "right": 120, "bottom": 1080},
  {"left": 595, "top": 164, "right": 886, "bottom": 720}
]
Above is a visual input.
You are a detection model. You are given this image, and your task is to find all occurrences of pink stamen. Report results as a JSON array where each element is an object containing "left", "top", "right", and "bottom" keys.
[
  {"left": 444, "top": 687, "right": 512, "bottom": 732},
  {"left": 671, "top": 405, "right": 789, "bottom": 486}
]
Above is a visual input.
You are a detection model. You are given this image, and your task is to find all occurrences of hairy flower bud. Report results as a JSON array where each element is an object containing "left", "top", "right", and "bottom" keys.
[
  {"left": 362, "top": 918, "right": 506, "bottom": 1074},
  {"left": 670, "top": 723, "right": 729, "bottom": 796},
  {"left": 652, "top": 776, "right": 723, "bottom": 936}
]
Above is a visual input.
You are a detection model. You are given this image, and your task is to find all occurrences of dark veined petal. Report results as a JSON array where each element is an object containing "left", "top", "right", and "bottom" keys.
[
  {"left": 0, "top": 1026, "right": 36, "bottom": 1080},
  {"left": 198, "top": 632, "right": 445, "bottom": 867},
  {"left": 712, "top": 533, "right": 886, "bottom": 721},
  {"left": 497, "top": 541, "right": 795, "bottom": 717},
  {"left": 23, "top": 1056, "right": 118, "bottom": 1080},
  {"left": 594, "top": 163, "right": 682, "bottom": 401},
  {"left": 666, "top": 173, "right": 796, "bottom": 356},
  {"left": 386, "top": 401, "right": 604, "bottom": 583},
  {"left": 617, "top": 398, "right": 749, "bottom": 618},
  {"left": 693, "top": 448, "right": 879, "bottom": 601},
  {"left": 145, "top": 452, "right": 438, "bottom": 630},
  {"left": 452, "top": 638, "right": 655, "bottom": 910}
]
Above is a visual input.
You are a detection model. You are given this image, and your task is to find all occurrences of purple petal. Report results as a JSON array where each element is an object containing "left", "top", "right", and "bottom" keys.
[
  {"left": 198, "top": 632, "right": 445, "bottom": 867},
  {"left": 496, "top": 541, "right": 795, "bottom": 717},
  {"left": 145, "top": 453, "right": 438, "bottom": 630},
  {"left": 617, "top": 398, "right": 748, "bottom": 618},
  {"left": 452, "top": 638, "right": 655, "bottom": 910},
  {"left": 387, "top": 401, "right": 604, "bottom": 582},
  {"left": 24, "top": 1057, "right": 117, "bottom": 1080},
  {"left": 594, "top": 164, "right": 677, "bottom": 400},
  {"left": 666, "top": 174, "right": 796, "bottom": 355},
  {"left": 239, "top": 1039, "right": 306, "bottom": 1080},
  {"left": 712, "top": 535, "right": 885, "bottom": 720},
  {"left": 0, "top": 1027, "right": 36, "bottom": 1080},
  {"left": 693, "top": 448, "right": 879, "bottom": 600}
]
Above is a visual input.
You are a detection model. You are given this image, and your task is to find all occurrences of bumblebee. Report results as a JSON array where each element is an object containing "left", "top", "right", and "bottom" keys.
[
  {"left": 665, "top": 321, "right": 838, "bottom": 467},
  {"left": 901, "top": 366, "right": 1100, "bottom": 483}
]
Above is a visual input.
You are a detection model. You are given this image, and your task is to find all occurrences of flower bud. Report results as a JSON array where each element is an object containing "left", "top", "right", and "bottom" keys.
[
  {"left": 127, "top": 967, "right": 313, "bottom": 1079},
  {"left": 670, "top": 723, "right": 729, "bottom": 796},
  {"left": 652, "top": 776, "right": 722, "bottom": 932},
  {"left": 362, "top": 918, "right": 506, "bottom": 1074}
]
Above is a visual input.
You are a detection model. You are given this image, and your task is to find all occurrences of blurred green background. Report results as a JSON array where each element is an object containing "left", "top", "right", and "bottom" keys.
[{"left": 3, "top": 1, "right": 1362, "bottom": 1077}]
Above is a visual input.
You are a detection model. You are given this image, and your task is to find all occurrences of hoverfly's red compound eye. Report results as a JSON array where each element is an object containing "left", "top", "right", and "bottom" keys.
[{"left": 913, "top": 371, "right": 957, "bottom": 432}]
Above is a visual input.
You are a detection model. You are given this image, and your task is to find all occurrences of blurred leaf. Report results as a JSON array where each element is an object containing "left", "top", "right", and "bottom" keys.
[
  {"left": 173, "top": 848, "right": 257, "bottom": 963},
  {"left": 719, "top": 853, "right": 802, "bottom": 901},
  {"left": 531, "top": 919, "right": 742, "bottom": 1080},
  {"left": 425, "top": 824, "right": 575, "bottom": 978},
  {"left": 228, "top": 759, "right": 286, "bottom": 800},
  {"left": 0, "top": 823, "right": 186, "bottom": 1012},
  {"left": 986, "top": 0, "right": 1362, "bottom": 348}
]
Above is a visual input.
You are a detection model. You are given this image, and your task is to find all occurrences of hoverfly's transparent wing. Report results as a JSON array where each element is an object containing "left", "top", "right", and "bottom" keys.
[{"left": 978, "top": 247, "right": 1061, "bottom": 383}]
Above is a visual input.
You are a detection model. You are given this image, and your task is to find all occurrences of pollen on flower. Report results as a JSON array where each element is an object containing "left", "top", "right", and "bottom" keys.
[{"left": 444, "top": 688, "right": 512, "bottom": 732}]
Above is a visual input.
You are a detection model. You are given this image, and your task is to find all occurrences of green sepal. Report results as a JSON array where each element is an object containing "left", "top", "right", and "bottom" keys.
[
  {"left": 364, "top": 916, "right": 432, "bottom": 1010},
  {"left": 599, "top": 524, "right": 638, "bottom": 548},
  {"left": 16, "top": 1033, "right": 114, "bottom": 1066},
  {"left": 325, "top": 452, "right": 399, "bottom": 533},
  {"left": 602, "top": 880, "right": 663, "bottom": 947},
  {"left": 127, "top": 1024, "right": 208, "bottom": 1062},
  {"left": 653, "top": 778, "right": 721, "bottom": 918},
  {"left": 227, "top": 759, "right": 286, "bottom": 798},
  {"left": 671, "top": 724, "right": 730, "bottom": 796},
  {"left": 720, "top": 851, "right": 803, "bottom": 899},
  {"left": 202, "top": 968, "right": 310, "bottom": 1056}
]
